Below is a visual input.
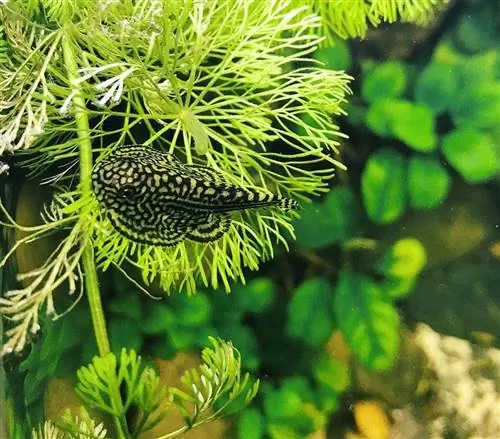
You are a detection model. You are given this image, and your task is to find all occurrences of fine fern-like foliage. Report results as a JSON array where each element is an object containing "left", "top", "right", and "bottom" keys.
[
  {"left": 76, "top": 348, "right": 168, "bottom": 436},
  {"left": 170, "top": 337, "right": 259, "bottom": 431},
  {"left": 0, "top": 24, "right": 10, "bottom": 65},
  {"left": 32, "top": 415, "right": 108, "bottom": 439},
  {"left": 293, "top": 0, "right": 448, "bottom": 41},
  {"left": 0, "top": 0, "right": 351, "bottom": 353},
  {"left": 74, "top": 339, "right": 257, "bottom": 438}
]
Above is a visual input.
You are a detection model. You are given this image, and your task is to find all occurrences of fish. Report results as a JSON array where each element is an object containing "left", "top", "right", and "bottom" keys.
[{"left": 92, "top": 145, "right": 299, "bottom": 246}]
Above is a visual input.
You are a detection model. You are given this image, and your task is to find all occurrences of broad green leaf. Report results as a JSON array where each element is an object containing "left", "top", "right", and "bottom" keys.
[
  {"left": 313, "top": 354, "right": 350, "bottom": 394},
  {"left": 451, "top": 82, "right": 500, "bottom": 129},
  {"left": 380, "top": 277, "right": 417, "bottom": 299},
  {"left": 109, "top": 293, "right": 142, "bottom": 321},
  {"left": 109, "top": 318, "right": 143, "bottom": 354},
  {"left": 365, "top": 99, "right": 395, "bottom": 136},
  {"left": 293, "top": 202, "right": 334, "bottom": 249},
  {"left": 234, "top": 277, "right": 275, "bottom": 313},
  {"left": 281, "top": 376, "right": 315, "bottom": 403},
  {"left": 22, "top": 330, "right": 60, "bottom": 405},
  {"left": 286, "top": 278, "right": 335, "bottom": 347},
  {"left": 323, "top": 186, "right": 365, "bottom": 240},
  {"left": 408, "top": 156, "right": 451, "bottom": 209},
  {"left": 140, "top": 304, "right": 174, "bottom": 334},
  {"left": 361, "top": 148, "right": 407, "bottom": 224},
  {"left": 362, "top": 61, "right": 406, "bottom": 103},
  {"left": 149, "top": 337, "right": 177, "bottom": 360},
  {"left": 169, "top": 325, "right": 203, "bottom": 351},
  {"left": 345, "top": 102, "right": 367, "bottom": 127},
  {"left": 170, "top": 294, "right": 212, "bottom": 326},
  {"left": 267, "top": 425, "right": 302, "bottom": 439},
  {"left": 238, "top": 409, "right": 264, "bottom": 439},
  {"left": 442, "top": 128, "right": 498, "bottom": 183},
  {"left": 376, "top": 238, "right": 427, "bottom": 280},
  {"left": 295, "top": 187, "right": 364, "bottom": 249},
  {"left": 334, "top": 270, "right": 400, "bottom": 370},
  {"left": 433, "top": 39, "right": 465, "bottom": 67},
  {"left": 414, "top": 62, "right": 458, "bottom": 114},
  {"left": 314, "top": 40, "right": 351, "bottom": 71},
  {"left": 263, "top": 384, "right": 303, "bottom": 420},
  {"left": 453, "top": 5, "right": 497, "bottom": 54},
  {"left": 390, "top": 101, "right": 437, "bottom": 151},
  {"left": 20, "top": 312, "right": 92, "bottom": 412},
  {"left": 263, "top": 378, "right": 321, "bottom": 436},
  {"left": 458, "top": 50, "right": 499, "bottom": 88}
]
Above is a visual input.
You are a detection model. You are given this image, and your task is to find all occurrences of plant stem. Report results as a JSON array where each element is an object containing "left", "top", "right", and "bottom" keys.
[
  {"left": 61, "top": 31, "right": 110, "bottom": 358},
  {"left": 61, "top": 31, "right": 129, "bottom": 438}
]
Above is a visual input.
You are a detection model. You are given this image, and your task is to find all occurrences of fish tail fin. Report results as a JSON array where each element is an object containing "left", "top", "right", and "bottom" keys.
[{"left": 273, "top": 197, "right": 299, "bottom": 211}]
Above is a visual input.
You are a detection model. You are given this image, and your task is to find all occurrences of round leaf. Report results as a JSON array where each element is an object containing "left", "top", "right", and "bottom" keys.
[
  {"left": 294, "top": 187, "right": 364, "bottom": 249},
  {"left": 365, "top": 99, "right": 396, "bottom": 136},
  {"left": 458, "top": 50, "right": 499, "bottom": 88},
  {"left": 313, "top": 354, "right": 350, "bottom": 394},
  {"left": 294, "top": 202, "right": 336, "bottom": 249},
  {"left": 390, "top": 102, "right": 437, "bottom": 151},
  {"left": 323, "top": 187, "right": 364, "bottom": 239},
  {"left": 453, "top": 7, "right": 497, "bottom": 54},
  {"left": 171, "top": 294, "right": 212, "bottom": 326},
  {"left": 238, "top": 409, "right": 264, "bottom": 439},
  {"left": 314, "top": 40, "right": 351, "bottom": 71},
  {"left": 362, "top": 61, "right": 406, "bottom": 103},
  {"left": 109, "top": 318, "right": 143, "bottom": 354},
  {"left": 442, "top": 128, "right": 498, "bottom": 183},
  {"left": 450, "top": 82, "right": 500, "bottom": 130},
  {"left": 263, "top": 385, "right": 303, "bottom": 420},
  {"left": 380, "top": 277, "right": 417, "bottom": 300},
  {"left": 109, "top": 294, "right": 142, "bottom": 321},
  {"left": 286, "top": 278, "right": 335, "bottom": 347},
  {"left": 334, "top": 270, "right": 400, "bottom": 371},
  {"left": 414, "top": 62, "right": 458, "bottom": 114},
  {"left": 140, "top": 304, "right": 174, "bottom": 334},
  {"left": 408, "top": 156, "right": 451, "bottom": 209},
  {"left": 235, "top": 277, "right": 275, "bottom": 313},
  {"left": 376, "top": 238, "right": 427, "bottom": 280},
  {"left": 361, "top": 148, "right": 407, "bottom": 224}
]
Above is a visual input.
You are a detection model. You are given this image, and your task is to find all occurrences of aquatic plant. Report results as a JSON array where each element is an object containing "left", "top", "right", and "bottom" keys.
[
  {"left": 294, "top": 0, "right": 448, "bottom": 41},
  {"left": 0, "top": 0, "right": 350, "bottom": 356},
  {"left": 359, "top": 41, "right": 499, "bottom": 221},
  {"left": 0, "top": 0, "right": 450, "bottom": 436}
]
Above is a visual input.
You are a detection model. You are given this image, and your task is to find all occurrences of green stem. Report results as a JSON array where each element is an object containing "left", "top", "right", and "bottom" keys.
[
  {"left": 61, "top": 31, "right": 129, "bottom": 438},
  {"left": 61, "top": 31, "right": 110, "bottom": 358}
]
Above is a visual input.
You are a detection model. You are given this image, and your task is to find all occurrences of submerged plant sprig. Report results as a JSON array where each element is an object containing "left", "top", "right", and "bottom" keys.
[
  {"left": 0, "top": 192, "right": 95, "bottom": 355},
  {"left": 1, "top": 0, "right": 351, "bottom": 297},
  {"left": 33, "top": 411, "right": 108, "bottom": 439},
  {"left": 167, "top": 337, "right": 259, "bottom": 437},
  {"left": 0, "top": 19, "right": 61, "bottom": 153},
  {"left": 1, "top": 0, "right": 351, "bottom": 353},
  {"left": 73, "top": 339, "right": 256, "bottom": 438},
  {"left": 293, "top": 0, "right": 449, "bottom": 41}
]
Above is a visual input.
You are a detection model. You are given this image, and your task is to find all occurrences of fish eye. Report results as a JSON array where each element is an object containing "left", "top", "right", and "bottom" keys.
[{"left": 118, "top": 185, "right": 137, "bottom": 198}]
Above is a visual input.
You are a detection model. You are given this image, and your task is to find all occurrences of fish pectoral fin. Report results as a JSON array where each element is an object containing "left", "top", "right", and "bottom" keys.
[
  {"left": 108, "top": 211, "right": 187, "bottom": 246},
  {"left": 186, "top": 213, "right": 232, "bottom": 243}
]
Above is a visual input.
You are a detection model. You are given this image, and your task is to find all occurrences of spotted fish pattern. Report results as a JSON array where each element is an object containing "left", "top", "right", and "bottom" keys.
[{"left": 92, "top": 146, "right": 299, "bottom": 246}]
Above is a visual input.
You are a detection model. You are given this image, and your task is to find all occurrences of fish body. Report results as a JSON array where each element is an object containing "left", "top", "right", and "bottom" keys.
[{"left": 92, "top": 146, "right": 298, "bottom": 245}]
